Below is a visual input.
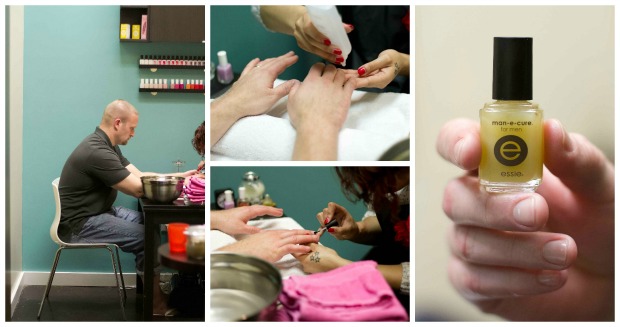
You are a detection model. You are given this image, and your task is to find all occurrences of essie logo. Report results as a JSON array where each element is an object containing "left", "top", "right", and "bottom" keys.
[{"left": 494, "top": 135, "right": 528, "bottom": 166}]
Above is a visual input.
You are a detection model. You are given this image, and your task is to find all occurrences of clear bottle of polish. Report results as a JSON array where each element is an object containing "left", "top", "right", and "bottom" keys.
[{"left": 479, "top": 37, "right": 543, "bottom": 193}]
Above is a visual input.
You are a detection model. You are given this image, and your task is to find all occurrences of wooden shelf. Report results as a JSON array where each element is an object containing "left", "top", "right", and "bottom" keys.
[{"left": 139, "top": 88, "right": 204, "bottom": 94}]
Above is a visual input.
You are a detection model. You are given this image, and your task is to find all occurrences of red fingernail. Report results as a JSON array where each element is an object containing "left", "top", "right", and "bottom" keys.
[
  {"left": 333, "top": 48, "right": 342, "bottom": 55},
  {"left": 324, "top": 218, "right": 329, "bottom": 225},
  {"left": 328, "top": 228, "right": 334, "bottom": 233},
  {"left": 347, "top": 24, "right": 355, "bottom": 31},
  {"left": 335, "top": 56, "right": 344, "bottom": 63},
  {"left": 324, "top": 39, "right": 331, "bottom": 46},
  {"left": 358, "top": 67, "right": 366, "bottom": 76}
]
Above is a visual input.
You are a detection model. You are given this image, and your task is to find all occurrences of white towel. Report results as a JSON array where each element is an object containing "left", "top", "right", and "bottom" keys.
[
  {"left": 211, "top": 80, "right": 410, "bottom": 161},
  {"left": 210, "top": 217, "right": 308, "bottom": 278}
]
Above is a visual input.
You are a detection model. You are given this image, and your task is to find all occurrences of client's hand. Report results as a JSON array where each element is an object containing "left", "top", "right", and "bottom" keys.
[
  {"left": 210, "top": 51, "right": 300, "bottom": 147},
  {"left": 210, "top": 206, "right": 283, "bottom": 235},
  {"left": 218, "top": 229, "right": 320, "bottom": 263},
  {"left": 287, "top": 63, "right": 356, "bottom": 160}
]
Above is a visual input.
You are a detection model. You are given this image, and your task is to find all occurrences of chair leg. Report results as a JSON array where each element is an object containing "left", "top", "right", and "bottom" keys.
[
  {"left": 114, "top": 245, "right": 127, "bottom": 302},
  {"left": 107, "top": 247, "right": 127, "bottom": 321},
  {"left": 37, "top": 247, "right": 63, "bottom": 320}
]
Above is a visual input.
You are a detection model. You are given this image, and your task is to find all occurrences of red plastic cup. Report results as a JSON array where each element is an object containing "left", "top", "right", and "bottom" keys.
[{"left": 168, "top": 223, "right": 189, "bottom": 253}]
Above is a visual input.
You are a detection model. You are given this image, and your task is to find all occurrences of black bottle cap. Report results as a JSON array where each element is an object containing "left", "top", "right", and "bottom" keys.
[{"left": 492, "top": 37, "right": 533, "bottom": 100}]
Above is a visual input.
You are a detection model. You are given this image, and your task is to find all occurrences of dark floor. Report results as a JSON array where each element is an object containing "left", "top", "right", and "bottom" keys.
[
  {"left": 12, "top": 285, "right": 204, "bottom": 321},
  {"left": 12, "top": 285, "right": 141, "bottom": 321}
]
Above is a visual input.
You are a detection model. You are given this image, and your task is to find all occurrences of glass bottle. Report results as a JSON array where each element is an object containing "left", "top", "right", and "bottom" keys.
[
  {"left": 240, "top": 171, "right": 265, "bottom": 205},
  {"left": 479, "top": 37, "right": 543, "bottom": 193}
]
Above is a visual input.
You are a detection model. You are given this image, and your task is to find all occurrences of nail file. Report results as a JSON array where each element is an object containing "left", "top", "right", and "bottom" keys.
[{"left": 314, "top": 219, "right": 339, "bottom": 235}]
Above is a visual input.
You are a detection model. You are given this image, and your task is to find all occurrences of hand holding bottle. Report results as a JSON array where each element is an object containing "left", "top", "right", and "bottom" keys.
[
  {"left": 346, "top": 49, "right": 410, "bottom": 90},
  {"left": 259, "top": 6, "right": 354, "bottom": 65},
  {"left": 436, "top": 118, "right": 614, "bottom": 321}
]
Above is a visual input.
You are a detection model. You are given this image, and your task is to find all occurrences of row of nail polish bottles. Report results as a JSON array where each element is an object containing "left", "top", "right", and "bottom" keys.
[
  {"left": 140, "top": 78, "right": 205, "bottom": 90},
  {"left": 139, "top": 55, "right": 205, "bottom": 67}
]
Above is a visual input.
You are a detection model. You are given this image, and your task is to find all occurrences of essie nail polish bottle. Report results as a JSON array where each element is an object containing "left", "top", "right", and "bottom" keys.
[
  {"left": 216, "top": 51, "right": 234, "bottom": 84},
  {"left": 479, "top": 37, "right": 543, "bottom": 193}
]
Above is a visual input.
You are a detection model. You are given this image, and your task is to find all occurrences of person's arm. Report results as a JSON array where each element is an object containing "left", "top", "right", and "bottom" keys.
[
  {"left": 259, "top": 6, "right": 354, "bottom": 65},
  {"left": 293, "top": 243, "right": 407, "bottom": 290},
  {"left": 112, "top": 173, "right": 143, "bottom": 198},
  {"left": 437, "top": 118, "right": 614, "bottom": 321},
  {"left": 210, "top": 206, "right": 283, "bottom": 235},
  {"left": 259, "top": 5, "right": 306, "bottom": 35},
  {"left": 288, "top": 63, "right": 355, "bottom": 160},
  {"left": 126, "top": 163, "right": 197, "bottom": 179},
  {"left": 210, "top": 52, "right": 300, "bottom": 147},
  {"left": 217, "top": 229, "right": 320, "bottom": 263}
]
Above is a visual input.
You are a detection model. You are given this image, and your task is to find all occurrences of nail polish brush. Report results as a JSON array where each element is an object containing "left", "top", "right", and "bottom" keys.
[{"left": 315, "top": 219, "right": 339, "bottom": 235}]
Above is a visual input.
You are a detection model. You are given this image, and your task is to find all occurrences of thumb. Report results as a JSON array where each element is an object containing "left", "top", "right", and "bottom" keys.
[
  {"left": 358, "top": 54, "right": 391, "bottom": 76},
  {"left": 243, "top": 225, "right": 262, "bottom": 235},
  {"left": 274, "top": 79, "right": 301, "bottom": 99},
  {"left": 342, "top": 23, "right": 354, "bottom": 34},
  {"left": 543, "top": 119, "right": 614, "bottom": 202}
]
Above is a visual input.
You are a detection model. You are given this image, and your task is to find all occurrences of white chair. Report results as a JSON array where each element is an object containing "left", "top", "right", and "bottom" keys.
[{"left": 37, "top": 178, "right": 127, "bottom": 320}]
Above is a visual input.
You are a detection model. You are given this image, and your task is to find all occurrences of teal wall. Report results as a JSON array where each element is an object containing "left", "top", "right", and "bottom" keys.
[
  {"left": 22, "top": 6, "right": 205, "bottom": 272},
  {"left": 210, "top": 5, "right": 322, "bottom": 81},
  {"left": 210, "top": 167, "right": 372, "bottom": 262}
]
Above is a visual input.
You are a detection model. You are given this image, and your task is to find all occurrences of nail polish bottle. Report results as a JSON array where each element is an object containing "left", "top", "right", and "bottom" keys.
[
  {"left": 237, "top": 187, "right": 250, "bottom": 207},
  {"left": 479, "top": 37, "right": 543, "bottom": 193},
  {"left": 223, "top": 190, "right": 235, "bottom": 209},
  {"left": 216, "top": 51, "right": 234, "bottom": 84}
]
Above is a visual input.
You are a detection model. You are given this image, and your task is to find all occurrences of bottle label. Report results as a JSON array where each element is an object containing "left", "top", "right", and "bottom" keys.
[
  {"left": 493, "top": 135, "right": 528, "bottom": 166},
  {"left": 479, "top": 109, "right": 543, "bottom": 184}
]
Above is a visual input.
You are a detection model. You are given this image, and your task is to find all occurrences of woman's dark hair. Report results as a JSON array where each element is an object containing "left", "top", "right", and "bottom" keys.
[
  {"left": 334, "top": 167, "right": 407, "bottom": 220},
  {"left": 192, "top": 121, "right": 205, "bottom": 156}
]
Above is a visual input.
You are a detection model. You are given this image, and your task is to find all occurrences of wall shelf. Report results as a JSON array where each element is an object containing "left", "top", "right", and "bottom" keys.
[{"left": 139, "top": 88, "right": 204, "bottom": 94}]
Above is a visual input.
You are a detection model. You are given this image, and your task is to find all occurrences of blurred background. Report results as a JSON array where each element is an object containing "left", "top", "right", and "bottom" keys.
[{"left": 415, "top": 6, "right": 614, "bottom": 321}]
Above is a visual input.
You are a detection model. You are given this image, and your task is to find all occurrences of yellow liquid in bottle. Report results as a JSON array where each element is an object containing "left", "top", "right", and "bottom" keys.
[{"left": 479, "top": 101, "right": 543, "bottom": 192}]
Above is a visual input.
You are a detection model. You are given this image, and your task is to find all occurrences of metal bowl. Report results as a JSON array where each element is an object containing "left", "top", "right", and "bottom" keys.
[
  {"left": 141, "top": 175, "right": 185, "bottom": 203},
  {"left": 210, "top": 252, "right": 282, "bottom": 321}
]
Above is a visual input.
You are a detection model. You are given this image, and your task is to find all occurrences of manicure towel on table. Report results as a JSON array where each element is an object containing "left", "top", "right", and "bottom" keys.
[
  {"left": 211, "top": 79, "right": 410, "bottom": 161},
  {"left": 183, "top": 176, "right": 205, "bottom": 204},
  {"left": 275, "top": 260, "right": 408, "bottom": 321}
]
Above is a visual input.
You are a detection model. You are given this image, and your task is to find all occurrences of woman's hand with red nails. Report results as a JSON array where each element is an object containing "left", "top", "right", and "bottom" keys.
[
  {"left": 345, "top": 49, "right": 410, "bottom": 90},
  {"left": 315, "top": 202, "right": 360, "bottom": 241},
  {"left": 437, "top": 118, "right": 614, "bottom": 321}
]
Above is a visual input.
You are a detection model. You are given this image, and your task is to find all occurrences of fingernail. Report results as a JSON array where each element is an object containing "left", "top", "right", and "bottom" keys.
[
  {"left": 323, "top": 38, "right": 331, "bottom": 46},
  {"left": 324, "top": 218, "right": 329, "bottom": 225},
  {"left": 557, "top": 120, "right": 574, "bottom": 152},
  {"left": 335, "top": 56, "right": 344, "bottom": 63},
  {"left": 328, "top": 228, "right": 334, "bottom": 233},
  {"left": 333, "top": 48, "right": 342, "bottom": 55},
  {"left": 537, "top": 271, "right": 563, "bottom": 287},
  {"left": 513, "top": 197, "right": 536, "bottom": 228},
  {"left": 357, "top": 67, "right": 366, "bottom": 76},
  {"left": 346, "top": 24, "right": 355, "bottom": 30},
  {"left": 542, "top": 240, "right": 568, "bottom": 266}
]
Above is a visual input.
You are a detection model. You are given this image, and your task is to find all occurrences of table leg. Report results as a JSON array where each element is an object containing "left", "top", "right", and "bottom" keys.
[{"left": 142, "top": 217, "right": 156, "bottom": 320}]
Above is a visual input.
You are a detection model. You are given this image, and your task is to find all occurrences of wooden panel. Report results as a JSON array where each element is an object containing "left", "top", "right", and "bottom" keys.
[{"left": 149, "top": 6, "right": 205, "bottom": 43}]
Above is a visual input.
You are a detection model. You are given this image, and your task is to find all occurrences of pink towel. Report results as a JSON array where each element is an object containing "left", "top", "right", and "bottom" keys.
[{"left": 276, "top": 261, "right": 408, "bottom": 321}]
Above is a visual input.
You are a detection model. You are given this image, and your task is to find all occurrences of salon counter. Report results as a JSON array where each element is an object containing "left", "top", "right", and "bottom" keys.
[{"left": 210, "top": 217, "right": 307, "bottom": 278}]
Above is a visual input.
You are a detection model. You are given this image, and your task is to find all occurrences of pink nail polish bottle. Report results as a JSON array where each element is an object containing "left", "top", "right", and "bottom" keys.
[{"left": 217, "top": 51, "right": 234, "bottom": 84}]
